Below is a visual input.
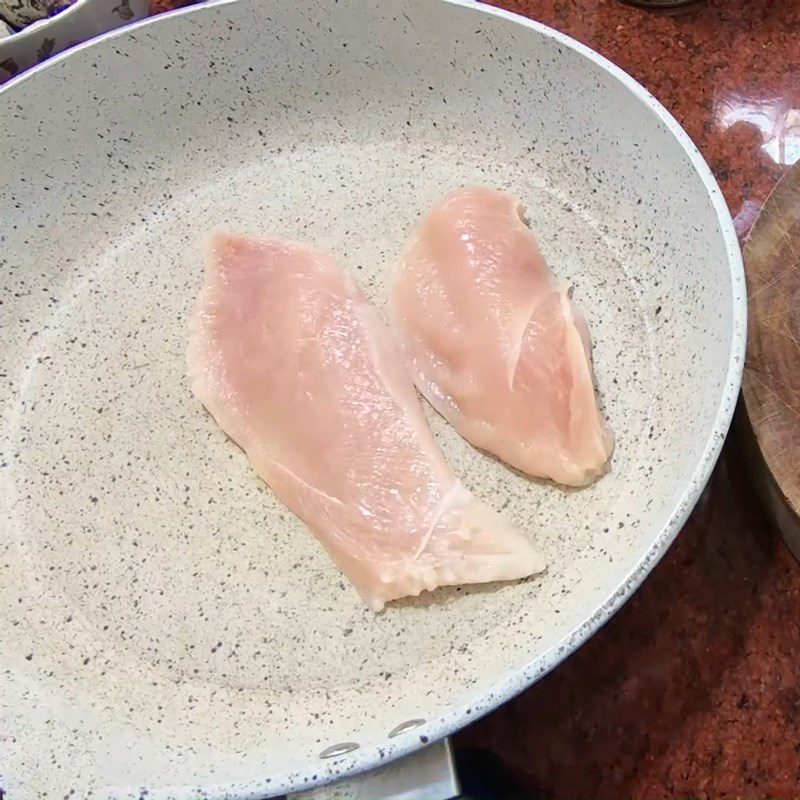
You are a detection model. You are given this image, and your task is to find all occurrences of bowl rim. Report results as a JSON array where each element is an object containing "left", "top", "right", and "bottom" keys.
[
  {"left": 0, "top": 0, "right": 747, "bottom": 797},
  {"left": 0, "top": 0, "right": 93, "bottom": 48}
]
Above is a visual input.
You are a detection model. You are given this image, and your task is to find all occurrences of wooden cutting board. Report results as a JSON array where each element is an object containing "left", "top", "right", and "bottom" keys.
[{"left": 742, "top": 160, "right": 800, "bottom": 561}]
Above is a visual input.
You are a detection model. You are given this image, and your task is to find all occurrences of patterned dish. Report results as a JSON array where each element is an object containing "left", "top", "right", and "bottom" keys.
[{"left": 0, "top": 0, "right": 148, "bottom": 84}]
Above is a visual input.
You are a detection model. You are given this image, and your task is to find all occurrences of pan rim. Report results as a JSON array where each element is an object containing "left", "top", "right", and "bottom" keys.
[{"left": 0, "top": 1, "right": 746, "bottom": 797}]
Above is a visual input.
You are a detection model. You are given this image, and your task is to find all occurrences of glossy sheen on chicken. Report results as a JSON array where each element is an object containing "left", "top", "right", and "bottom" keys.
[
  {"left": 188, "top": 233, "right": 545, "bottom": 611},
  {"left": 390, "top": 187, "right": 614, "bottom": 487}
]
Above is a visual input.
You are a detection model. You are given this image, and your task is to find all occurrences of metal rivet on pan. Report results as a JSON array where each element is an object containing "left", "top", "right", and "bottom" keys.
[
  {"left": 388, "top": 719, "right": 426, "bottom": 738},
  {"left": 319, "top": 742, "right": 360, "bottom": 759}
]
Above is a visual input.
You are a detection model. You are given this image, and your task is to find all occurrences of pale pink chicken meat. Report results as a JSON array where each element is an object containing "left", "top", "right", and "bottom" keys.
[
  {"left": 188, "top": 233, "right": 544, "bottom": 611},
  {"left": 390, "top": 187, "right": 614, "bottom": 487}
]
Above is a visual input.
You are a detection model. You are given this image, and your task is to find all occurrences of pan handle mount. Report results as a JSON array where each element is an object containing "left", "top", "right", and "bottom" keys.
[{"left": 289, "top": 738, "right": 460, "bottom": 800}]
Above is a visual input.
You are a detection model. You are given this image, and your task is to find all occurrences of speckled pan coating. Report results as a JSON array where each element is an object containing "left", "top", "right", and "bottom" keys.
[{"left": 0, "top": 1, "right": 745, "bottom": 797}]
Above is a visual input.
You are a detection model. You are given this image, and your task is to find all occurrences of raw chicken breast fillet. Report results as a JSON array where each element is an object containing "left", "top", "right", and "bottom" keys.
[
  {"left": 188, "top": 233, "right": 544, "bottom": 611},
  {"left": 390, "top": 187, "right": 614, "bottom": 487}
]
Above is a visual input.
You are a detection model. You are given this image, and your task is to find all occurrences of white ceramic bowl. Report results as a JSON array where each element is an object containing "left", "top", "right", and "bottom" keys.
[
  {"left": 0, "top": 1, "right": 745, "bottom": 798},
  {"left": 0, "top": 0, "right": 148, "bottom": 84}
]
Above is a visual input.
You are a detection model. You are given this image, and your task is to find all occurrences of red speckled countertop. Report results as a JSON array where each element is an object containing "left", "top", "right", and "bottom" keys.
[{"left": 149, "top": 2, "right": 799, "bottom": 796}]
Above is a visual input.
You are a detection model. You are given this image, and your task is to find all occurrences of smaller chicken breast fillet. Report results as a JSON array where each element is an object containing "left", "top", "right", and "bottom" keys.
[{"left": 390, "top": 187, "right": 614, "bottom": 487}]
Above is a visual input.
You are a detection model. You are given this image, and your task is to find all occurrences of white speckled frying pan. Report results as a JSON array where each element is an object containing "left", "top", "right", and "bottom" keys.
[{"left": 0, "top": 1, "right": 745, "bottom": 797}]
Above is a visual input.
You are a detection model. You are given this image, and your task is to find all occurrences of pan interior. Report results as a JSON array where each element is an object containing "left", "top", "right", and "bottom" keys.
[{"left": 0, "top": 0, "right": 740, "bottom": 796}]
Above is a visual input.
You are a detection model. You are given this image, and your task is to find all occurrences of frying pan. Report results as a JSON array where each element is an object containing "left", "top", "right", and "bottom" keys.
[{"left": 0, "top": 0, "right": 745, "bottom": 797}]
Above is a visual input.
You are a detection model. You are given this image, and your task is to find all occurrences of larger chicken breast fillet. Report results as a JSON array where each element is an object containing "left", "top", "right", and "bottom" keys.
[
  {"left": 390, "top": 187, "right": 614, "bottom": 487},
  {"left": 188, "top": 233, "right": 544, "bottom": 611}
]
